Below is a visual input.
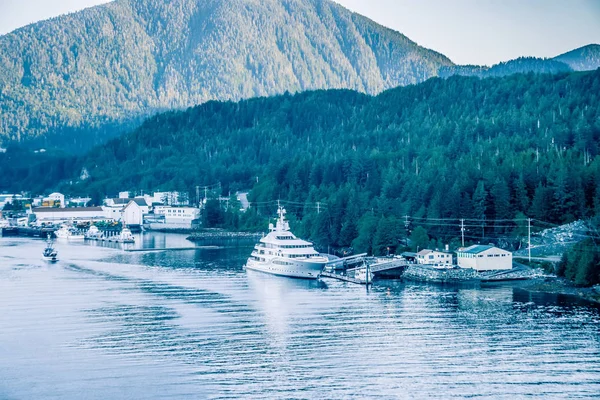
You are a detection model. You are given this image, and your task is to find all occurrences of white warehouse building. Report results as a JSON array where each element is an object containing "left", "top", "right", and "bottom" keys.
[{"left": 456, "top": 245, "right": 513, "bottom": 271}]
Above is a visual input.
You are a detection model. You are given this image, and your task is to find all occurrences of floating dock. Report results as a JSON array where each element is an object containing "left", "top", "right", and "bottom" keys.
[
  {"left": 320, "top": 271, "right": 371, "bottom": 285},
  {"left": 124, "top": 246, "right": 221, "bottom": 252}
]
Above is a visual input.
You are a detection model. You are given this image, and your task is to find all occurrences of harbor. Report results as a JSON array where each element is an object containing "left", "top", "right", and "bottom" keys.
[{"left": 1, "top": 232, "right": 599, "bottom": 399}]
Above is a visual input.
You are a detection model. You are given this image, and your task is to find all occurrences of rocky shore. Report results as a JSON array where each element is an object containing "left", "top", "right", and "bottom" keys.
[
  {"left": 519, "top": 277, "right": 600, "bottom": 304},
  {"left": 401, "top": 265, "right": 480, "bottom": 283}
]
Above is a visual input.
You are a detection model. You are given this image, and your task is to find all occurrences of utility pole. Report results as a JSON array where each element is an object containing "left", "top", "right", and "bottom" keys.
[
  {"left": 317, "top": 202, "right": 320, "bottom": 214},
  {"left": 196, "top": 186, "right": 200, "bottom": 206},
  {"left": 481, "top": 219, "right": 485, "bottom": 241},
  {"left": 461, "top": 219, "right": 465, "bottom": 247},
  {"left": 404, "top": 215, "right": 410, "bottom": 247},
  {"left": 528, "top": 218, "right": 532, "bottom": 262}
]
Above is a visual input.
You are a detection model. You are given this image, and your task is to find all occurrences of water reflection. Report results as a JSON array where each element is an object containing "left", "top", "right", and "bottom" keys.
[{"left": 1, "top": 234, "right": 600, "bottom": 399}]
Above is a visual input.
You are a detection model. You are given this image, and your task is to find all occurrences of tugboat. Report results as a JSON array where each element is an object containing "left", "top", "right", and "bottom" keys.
[{"left": 43, "top": 234, "right": 58, "bottom": 262}]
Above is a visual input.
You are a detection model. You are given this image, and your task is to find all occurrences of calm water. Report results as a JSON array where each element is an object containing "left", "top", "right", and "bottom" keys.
[{"left": 1, "top": 233, "right": 599, "bottom": 399}]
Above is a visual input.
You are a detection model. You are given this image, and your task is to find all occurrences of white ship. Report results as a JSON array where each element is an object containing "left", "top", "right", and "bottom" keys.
[{"left": 245, "top": 207, "right": 328, "bottom": 279}]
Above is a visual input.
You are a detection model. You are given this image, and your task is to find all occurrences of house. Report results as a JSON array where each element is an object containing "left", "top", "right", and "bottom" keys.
[
  {"left": 122, "top": 199, "right": 149, "bottom": 226},
  {"left": 32, "top": 207, "right": 107, "bottom": 224},
  {"left": 416, "top": 249, "right": 453, "bottom": 265},
  {"left": 43, "top": 192, "right": 65, "bottom": 208},
  {"left": 456, "top": 245, "right": 512, "bottom": 271}
]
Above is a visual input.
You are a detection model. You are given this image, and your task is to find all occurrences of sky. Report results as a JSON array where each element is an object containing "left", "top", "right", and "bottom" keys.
[{"left": 0, "top": 0, "right": 599, "bottom": 65}]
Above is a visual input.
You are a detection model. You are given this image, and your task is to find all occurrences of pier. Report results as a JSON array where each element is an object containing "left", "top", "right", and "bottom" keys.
[{"left": 124, "top": 246, "right": 222, "bottom": 252}]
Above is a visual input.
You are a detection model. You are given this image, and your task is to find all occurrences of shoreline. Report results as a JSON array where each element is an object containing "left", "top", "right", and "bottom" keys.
[{"left": 517, "top": 277, "right": 600, "bottom": 304}]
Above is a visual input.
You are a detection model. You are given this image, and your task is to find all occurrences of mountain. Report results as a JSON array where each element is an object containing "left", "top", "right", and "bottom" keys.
[
  {"left": 0, "top": 0, "right": 453, "bottom": 150},
  {"left": 554, "top": 44, "right": 600, "bottom": 71},
  {"left": 439, "top": 57, "right": 573, "bottom": 79}
]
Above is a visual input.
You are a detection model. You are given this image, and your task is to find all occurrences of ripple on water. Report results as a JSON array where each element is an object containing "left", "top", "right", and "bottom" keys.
[{"left": 1, "top": 235, "right": 599, "bottom": 399}]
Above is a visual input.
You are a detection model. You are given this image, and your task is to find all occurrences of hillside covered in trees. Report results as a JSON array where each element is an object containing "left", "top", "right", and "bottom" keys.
[
  {"left": 1, "top": 0, "right": 599, "bottom": 152},
  {"left": 4, "top": 69, "right": 600, "bottom": 264},
  {"left": 0, "top": 0, "right": 453, "bottom": 151}
]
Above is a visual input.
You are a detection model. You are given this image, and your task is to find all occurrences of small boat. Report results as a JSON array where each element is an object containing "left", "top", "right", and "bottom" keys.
[
  {"left": 354, "top": 266, "right": 373, "bottom": 283},
  {"left": 55, "top": 225, "right": 84, "bottom": 241},
  {"left": 245, "top": 206, "right": 328, "bottom": 279},
  {"left": 43, "top": 235, "right": 58, "bottom": 262},
  {"left": 85, "top": 225, "right": 104, "bottom": 240},
  {"left": 116, "top": 228, "right": 135, "bottom": 243}
]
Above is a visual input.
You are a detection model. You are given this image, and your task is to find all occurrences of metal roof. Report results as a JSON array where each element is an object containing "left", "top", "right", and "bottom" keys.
[
  {"left": 460, "top": 245, "right": 494, "bottom": 254},
  {"left": 33, "top": 207, "right": 103, "bottom": 213}
]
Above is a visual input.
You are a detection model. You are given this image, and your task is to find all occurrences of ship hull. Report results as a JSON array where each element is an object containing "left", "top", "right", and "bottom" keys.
[{"left": 245, "top": 258, "right": 326, "bottom": 279}]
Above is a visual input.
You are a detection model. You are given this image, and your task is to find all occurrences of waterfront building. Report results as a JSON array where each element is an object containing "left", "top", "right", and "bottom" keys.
[
  {"left": 151, "top": 206, "right": 200, "bottom": 228},
  {"left": 32, "top": 207, "right": 107, "bottom": 224},
  {"left": 456, "top": 245, "right": 513, "bottom": 271},
  {"left": 416, "top": 249, "right": 453, "bottom": 265},
  {"left": 122, "top": 199, "right": 149, "bottom": 226}
]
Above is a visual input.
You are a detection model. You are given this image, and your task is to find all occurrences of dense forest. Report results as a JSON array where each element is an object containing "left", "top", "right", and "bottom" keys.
[
  {"left": 3, "top": 69, "right": 600, "bottom": 266},
  {"left": 0, "top": 0, "right": 453, "bottom": 151},
  {"left": 2, "top": 0, "right": 599, "bottom": 152}
]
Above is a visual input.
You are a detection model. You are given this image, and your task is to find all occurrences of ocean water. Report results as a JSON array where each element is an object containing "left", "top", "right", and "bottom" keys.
[{"left": 1, "top": 234, "right": 599, "bottom": 399}]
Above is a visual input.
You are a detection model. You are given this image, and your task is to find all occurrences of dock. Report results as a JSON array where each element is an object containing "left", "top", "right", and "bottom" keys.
[
  {"left": 320, "top": 271, "right": 371, "bottom": 285},
  {"left": 325, "top": 253, "right": 369, "bottom": 270},
  {"left": 124, "top": 246, "right": 221, "bottom": 252}
]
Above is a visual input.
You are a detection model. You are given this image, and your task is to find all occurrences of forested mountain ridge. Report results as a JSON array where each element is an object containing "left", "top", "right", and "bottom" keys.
[
  {"left": 0, "top": 0, "right": 453, "bottom": 150},
  {"left": 439, "top": 44, "right": 600, "bottom": 79},
  {"left": 4, "top": 69, "right": 600, "bottom": 252},
  {"left": 555, "top": 44, "right": 600, "bottom": 71},
  {"left": 2, "top": 0, "right": 598, "bottom": 152}
]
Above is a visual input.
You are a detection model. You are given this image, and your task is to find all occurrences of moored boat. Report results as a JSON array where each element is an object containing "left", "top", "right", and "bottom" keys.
[
  {"left": 116, "top": 228, "right": 135, "bottom": 243},
  {"left": 55, "top": 225, "right": 84, "bottom": 241},
  {"left": 85, "top": 225, "right": 104, "bottom": 240},
  {"left": 245, "top": 206, "right": 328, "bottom": 279}
]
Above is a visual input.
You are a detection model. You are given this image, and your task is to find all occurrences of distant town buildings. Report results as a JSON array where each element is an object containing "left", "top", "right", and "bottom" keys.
[{"left": 43, "top": 192, "right": 65, "bottom": 208}]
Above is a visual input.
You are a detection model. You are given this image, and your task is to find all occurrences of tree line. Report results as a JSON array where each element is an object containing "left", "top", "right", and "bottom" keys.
[{"left": 2, "top": 70, "right": 600, "bottom": 284}]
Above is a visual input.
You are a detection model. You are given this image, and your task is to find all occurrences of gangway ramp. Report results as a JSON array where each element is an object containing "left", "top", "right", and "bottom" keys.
[
  {"left": 368, "top": 258, "right": 410, "bottom": 273},
  {"left": 325, "top": 253, "right": 369, "bottom": 270}
]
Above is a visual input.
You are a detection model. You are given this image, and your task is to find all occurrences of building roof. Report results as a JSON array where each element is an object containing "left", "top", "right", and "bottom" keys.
[
  {"left": 33, "top": 207, "right": 104, "bottom": 213},
  {"left": 460, "top": 245, "right": 495, "bottom": 254},
  {"left": 110, "top": 198, "right": 131, "bottom": 204},
  {"left": 417, "top": 249, "right": 451, "bottom": 256},
  {"left": 124, "top": 199, "right": 148, "bottom": 208}
]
